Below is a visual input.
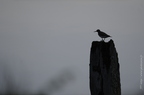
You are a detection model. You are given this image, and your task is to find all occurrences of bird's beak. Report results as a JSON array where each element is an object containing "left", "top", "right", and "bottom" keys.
[{"left": 94, "top": 31, "right": 97, "bottom": 32}]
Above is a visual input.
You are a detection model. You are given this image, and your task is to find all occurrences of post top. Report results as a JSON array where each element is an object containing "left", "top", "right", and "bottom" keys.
[{"left": 92, "top": 39, "right": 113, "bottom": 44}]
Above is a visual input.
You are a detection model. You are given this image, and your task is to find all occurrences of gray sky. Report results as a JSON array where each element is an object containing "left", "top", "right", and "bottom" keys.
[{"left": 0, "top": 0, "right": 144, "bottom": 95}]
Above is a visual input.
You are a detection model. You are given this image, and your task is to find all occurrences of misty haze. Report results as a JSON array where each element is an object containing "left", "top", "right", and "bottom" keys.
[{"left": 0, "top": 0, "right": 144, "bottom": 95}]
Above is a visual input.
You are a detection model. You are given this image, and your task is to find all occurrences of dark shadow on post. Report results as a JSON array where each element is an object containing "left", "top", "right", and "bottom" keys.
[{"left": 89, "top": 40, "right": 121, "bottom": 95}]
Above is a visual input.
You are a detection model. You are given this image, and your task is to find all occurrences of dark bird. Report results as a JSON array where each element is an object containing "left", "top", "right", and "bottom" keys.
[{"left": 94, "top": 29, "right": 111, "bottom": 41}]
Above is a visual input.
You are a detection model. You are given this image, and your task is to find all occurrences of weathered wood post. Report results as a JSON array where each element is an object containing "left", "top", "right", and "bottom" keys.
[{"left": 89, "top": 40, "right": 121, "bottom": 95}]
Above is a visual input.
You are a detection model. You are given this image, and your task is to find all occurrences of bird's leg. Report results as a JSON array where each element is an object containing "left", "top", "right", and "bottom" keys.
[{"left": 104, "top": 38, "right": 105, "bottom": 41}]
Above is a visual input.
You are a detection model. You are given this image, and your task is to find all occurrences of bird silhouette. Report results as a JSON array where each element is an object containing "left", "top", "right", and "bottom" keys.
[{"left": 94, "top": 29, "right": 111, "bottom": 41}]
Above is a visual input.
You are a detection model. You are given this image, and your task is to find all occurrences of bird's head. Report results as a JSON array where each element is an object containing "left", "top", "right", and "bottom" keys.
[{"left": 94, "top": 29, "right": 100, "bottom": 32}]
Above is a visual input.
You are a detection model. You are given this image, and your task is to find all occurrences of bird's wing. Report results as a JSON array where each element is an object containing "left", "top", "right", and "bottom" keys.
[{"left": 100, "top": 31, "right": 111, "bottom": 37}]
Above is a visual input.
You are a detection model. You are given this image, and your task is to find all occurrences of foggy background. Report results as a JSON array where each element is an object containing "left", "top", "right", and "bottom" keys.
[{"left": 0, "top": 0, "right": 144, "bottom": 95}]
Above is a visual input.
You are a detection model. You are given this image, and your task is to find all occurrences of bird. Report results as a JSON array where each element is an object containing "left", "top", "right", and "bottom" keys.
[{"left": 94, "top": 29, "right": 111, "bottom": 41}]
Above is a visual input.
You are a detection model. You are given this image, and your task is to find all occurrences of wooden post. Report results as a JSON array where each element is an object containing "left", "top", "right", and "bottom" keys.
[{"left": 89, "top": 40, "right": 121, "bottom": 95}]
